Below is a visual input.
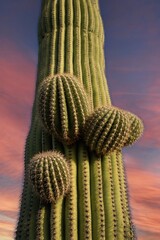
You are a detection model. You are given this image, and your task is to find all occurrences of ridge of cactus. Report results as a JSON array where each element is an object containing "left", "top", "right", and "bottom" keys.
[
  {"left": 28, "top": 151, "right": 70, "bottom": 203},
  {"left": 38, "top": 73, "right": 90, "bottom": 144},
  {"left": 83, "top": 106, "right": 130, "bottom": 156}
]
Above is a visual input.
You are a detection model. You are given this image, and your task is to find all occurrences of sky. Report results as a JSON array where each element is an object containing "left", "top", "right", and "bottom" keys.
[{"left": 0, "top": 0, "right": 160, "bottom": 239}]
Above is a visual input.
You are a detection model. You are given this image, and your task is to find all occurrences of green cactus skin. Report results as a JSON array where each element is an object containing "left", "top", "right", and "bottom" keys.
[
  {"left": 15, "top": 0, "right": 141, "bottom": 239},
  {"left": 29, "top": 151, "right": 70, "bottom": 203},
  {"left": 38, "top": 73, "right": 90, "bottom": 144}
]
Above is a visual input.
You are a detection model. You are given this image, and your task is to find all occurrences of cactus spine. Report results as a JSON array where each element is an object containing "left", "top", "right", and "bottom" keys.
[{"left": 16, "top": 0, "right": 143, "bottom": 239}]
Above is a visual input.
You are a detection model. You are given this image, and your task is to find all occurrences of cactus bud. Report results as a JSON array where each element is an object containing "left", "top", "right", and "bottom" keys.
[
  {"left": 29, "top": 151, "right": 70, "bottom": 203},
  {"left": 83, "top": 106, "right": 130, "bottom": 156},
  {"left": 38, "top": 73, "right": 90, "bottom": 145}
]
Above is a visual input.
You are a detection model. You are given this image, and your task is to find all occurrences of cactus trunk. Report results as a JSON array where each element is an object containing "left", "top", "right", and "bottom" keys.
[{"left": 16, "top": 0, "right": 137, "bottom": 239}]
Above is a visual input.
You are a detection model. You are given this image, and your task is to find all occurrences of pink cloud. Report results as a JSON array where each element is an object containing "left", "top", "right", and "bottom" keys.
[
  {"left": 0, "top": 39, "right": 36, "bottom": 180},
  {"left": 0, "top": 39, "right": 35, "bottom": 105},
  {"left": 125, "top": 155, "right": 160, "bottom": 239},
  {"left": 110, "top": 74, "right": 160, "bottom": 149},
  {"left": 0, "top": 39, "right": 36, "bottom": 239},
  {"left": 0, "top": 189, "right": 20, "bottom": 240},
  {"left": 0, "top": 224, "right": 13, "bottom": 240}
]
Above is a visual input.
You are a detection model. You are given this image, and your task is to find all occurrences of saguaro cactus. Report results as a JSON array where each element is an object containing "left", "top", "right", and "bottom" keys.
[{"left": 16, "top": 0, "right": 143, "bottom": 239}]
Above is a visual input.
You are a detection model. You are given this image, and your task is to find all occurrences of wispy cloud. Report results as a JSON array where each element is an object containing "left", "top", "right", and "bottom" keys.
[
  {"left": 0, "top": 39, "right": 36, "bottom": 181},
  {"left": 125, "top": 155, "right": 160, "bottom": 239},
  {"left": 0, "top": 39, "right": 36, "bottom": 239}
]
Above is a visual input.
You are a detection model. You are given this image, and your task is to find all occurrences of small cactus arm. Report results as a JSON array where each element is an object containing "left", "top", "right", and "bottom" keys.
[{"left": 16, "top": 0, "right": 143, "bottom": 239}]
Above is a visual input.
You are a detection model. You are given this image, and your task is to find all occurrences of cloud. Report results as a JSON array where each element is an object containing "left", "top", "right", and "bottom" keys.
[
  {"left": 0, "top": 223, "right": 14, "bottom": 240},
  {"left": 0, "top": 39, "right": 36, "bottom": 239},
  {"left": 0, "top": 39, "right": 36, "bottom": 185},
  {"left": 108, "top": 72, "right": 160, "bottom": 149},
  {"left": 0, "top": 189, "right": 21, "bottom": 240},
  {"left": 125, "top": 155, "right": 160, "bottom": 239},
  {"left": 0, "top": 39, "right": 36, "bottom": 105}
]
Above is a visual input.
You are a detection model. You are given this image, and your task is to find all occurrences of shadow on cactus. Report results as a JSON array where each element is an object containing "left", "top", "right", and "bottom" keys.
[
  {"left": 38, "top": 74, "right": 90, "bottom": 145},
  {"left": 28, "top": 151, "right": 70, "bottom": 203}
]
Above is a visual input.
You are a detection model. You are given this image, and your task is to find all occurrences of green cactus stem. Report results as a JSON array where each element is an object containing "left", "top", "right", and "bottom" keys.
[
  {"left": 16, "top": 0, "right": 143, "bottom": 239},
  {"left": 38, "top": 73, "right": 90, "bottom": 144},
  {"left": 29, "top": 151, "right": 70, "bottom": 203}
]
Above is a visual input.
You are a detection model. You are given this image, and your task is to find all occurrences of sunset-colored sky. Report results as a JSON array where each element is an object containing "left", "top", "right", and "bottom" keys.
[{"left": 0, "top": 0, "right": 160, "bottom": 239}]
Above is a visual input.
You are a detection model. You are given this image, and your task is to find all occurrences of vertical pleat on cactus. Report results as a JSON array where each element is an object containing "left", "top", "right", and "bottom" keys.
[{"left": 15, "top": 0, "right": 143, "bottom": 239}]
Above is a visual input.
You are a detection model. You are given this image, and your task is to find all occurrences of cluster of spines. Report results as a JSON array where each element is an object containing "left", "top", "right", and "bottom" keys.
[
  {"left": 38, "top": 73, "right": 90, "bottom": 145},
  {"left": 83, "top": 106, "right": 143, "bottom": 156},
  {"left": 29, "top": 151, "right": 70, "bottom": 203}
]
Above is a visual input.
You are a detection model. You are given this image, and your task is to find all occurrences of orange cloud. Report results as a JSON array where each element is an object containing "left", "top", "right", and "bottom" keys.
[
  {"left": 0, "top": 223, "right": 14, "bottom": 240},
  {"left": 125, "top": 155, "right": 160, "bottom": 239},
  {"left": 0, "top": 39, "right": 35, "bottom": 180},
  {"left": 111, "top": 76, "right": 160, "bottom": 149},
  {"left": 0, "top": 190, "right": 20, "bottom": 240},
  {"left": 0, "top": 40, "right": 35, "bottom": 239}
]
